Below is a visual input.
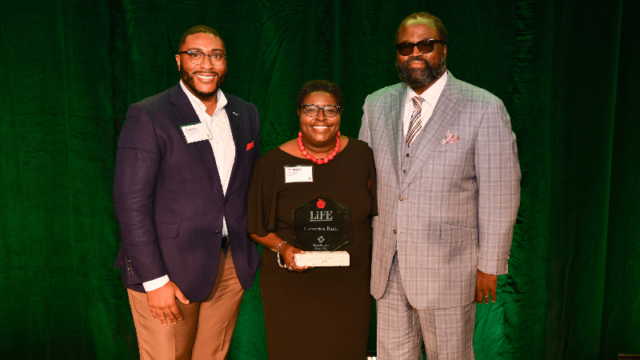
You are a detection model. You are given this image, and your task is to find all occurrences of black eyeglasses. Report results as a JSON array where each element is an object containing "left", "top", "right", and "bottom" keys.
[
  {"left": 300, "top": 104, "right": 341, "bottom": 118},
  {"left": 396, "top": 39, "right": 445, "bottom": 56},
  {"left": 178, "top": 50, "right": 227, "bottom": 65}
]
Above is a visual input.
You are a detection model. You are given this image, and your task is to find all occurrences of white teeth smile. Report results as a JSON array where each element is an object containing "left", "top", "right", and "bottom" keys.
[
  {"left": 313, "top": 126, "right": 328, "bottom": 129},
  {"left": 197, "top": 74, "right": 215, "bottom": 80}
]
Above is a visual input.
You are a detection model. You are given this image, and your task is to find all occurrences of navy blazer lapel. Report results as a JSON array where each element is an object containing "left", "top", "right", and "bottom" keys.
[
  {"left": 384, "top": 84, "right": 406, "bottom": 184},
  {"left": 169, "top": 84, "right": 224, "bottom": 197},
  {"left": 402, "top": 74, "right": 466, "bottom": 188},
  {"left": 224, "top": 95, "right": 245, "bottom": 192}
]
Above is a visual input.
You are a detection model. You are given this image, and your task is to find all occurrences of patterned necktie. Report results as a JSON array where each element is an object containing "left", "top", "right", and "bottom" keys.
[{"left": 406, "top": 96, "right": 424, "bottom": 146}]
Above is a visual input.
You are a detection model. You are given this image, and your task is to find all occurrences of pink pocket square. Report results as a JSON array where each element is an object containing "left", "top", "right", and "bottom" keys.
[
  {"left": 442, "top": 130, "right": 460, "bottom": 144},
  {"left": 246, "top": 141, "right": 254, "bottom": 151}
]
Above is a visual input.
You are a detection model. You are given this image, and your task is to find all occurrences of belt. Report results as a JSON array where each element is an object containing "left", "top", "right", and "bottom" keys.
[{"left": 221, "top": 236, "right": 229, "bottom": 248}]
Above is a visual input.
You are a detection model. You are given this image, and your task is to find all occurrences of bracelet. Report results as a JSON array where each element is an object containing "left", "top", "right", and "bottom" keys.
[{"left": 276, "top": 241, "right": 287, "bottom": 268}]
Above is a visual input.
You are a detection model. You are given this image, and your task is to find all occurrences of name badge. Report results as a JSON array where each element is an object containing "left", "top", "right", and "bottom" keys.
[
  {"left": 285, "top": 165, "right": 313, "bottom": 183},
  {"left": 181, "top": 123, "right": 212, "bottom": 144}
]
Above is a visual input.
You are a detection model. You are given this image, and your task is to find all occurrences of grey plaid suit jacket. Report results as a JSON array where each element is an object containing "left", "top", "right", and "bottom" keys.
[{"left": 359, "top": 72, "right": 521, "bottom": 310}]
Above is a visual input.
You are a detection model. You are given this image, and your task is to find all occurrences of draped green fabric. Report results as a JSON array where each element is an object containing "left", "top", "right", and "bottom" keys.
[{"left": 1, "top": 0, "right": 638, "bottom": 359}]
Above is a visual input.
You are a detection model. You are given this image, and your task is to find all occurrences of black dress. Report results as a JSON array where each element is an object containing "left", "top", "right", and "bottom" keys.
[{"left": 247, "top": 138, "right": 377, "bottom": 360}]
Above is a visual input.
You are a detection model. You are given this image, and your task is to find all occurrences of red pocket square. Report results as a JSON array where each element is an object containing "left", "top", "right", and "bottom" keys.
[{"left": 246, "top": 141, "right": 254, "bottom": 151}]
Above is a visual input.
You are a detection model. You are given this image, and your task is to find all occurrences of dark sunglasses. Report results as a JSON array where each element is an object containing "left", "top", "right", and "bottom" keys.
[{"left": 396, "top": 39, "right": 446, "bottom": 56}]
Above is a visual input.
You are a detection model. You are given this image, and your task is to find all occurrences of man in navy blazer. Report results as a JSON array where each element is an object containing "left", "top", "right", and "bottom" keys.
[{"left": 113, "top": 25, "right": 260, "bottom": 360}]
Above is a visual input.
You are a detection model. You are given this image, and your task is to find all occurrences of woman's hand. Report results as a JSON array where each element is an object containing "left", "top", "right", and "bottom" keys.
[
  {"left": 249, "top": 233, "right": 312, "bottom": 273},
  {"left": 281, "top": 242, "right": 312, "bottom": 273}
]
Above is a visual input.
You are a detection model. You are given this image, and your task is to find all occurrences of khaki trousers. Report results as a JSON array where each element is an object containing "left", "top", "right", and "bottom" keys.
[{"left": 128, "top": 249, "right": 244, "bottom": 360}]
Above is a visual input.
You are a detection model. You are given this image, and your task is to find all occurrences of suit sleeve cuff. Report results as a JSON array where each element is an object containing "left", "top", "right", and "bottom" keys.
[
  {"left": 143, "top": 275, "right": 170, "bottom": 292},
  {"left": 478, "top": 257, "right": 509, "bottom": 276}
]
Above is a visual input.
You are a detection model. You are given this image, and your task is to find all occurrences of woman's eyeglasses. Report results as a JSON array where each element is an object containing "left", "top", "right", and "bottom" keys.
[{"left": 300, "top": 104, "right": 341, "bottom": 118}]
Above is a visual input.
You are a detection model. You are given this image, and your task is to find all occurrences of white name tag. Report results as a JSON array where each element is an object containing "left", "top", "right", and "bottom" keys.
[
  {"left": 181, "top": 123, "right": 212, "bottom": 144},
  {"left": 284, "top": 165, "right": 313, "bottom": 183}
]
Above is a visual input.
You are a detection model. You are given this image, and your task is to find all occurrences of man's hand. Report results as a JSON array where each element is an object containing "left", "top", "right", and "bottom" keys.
[
  {"left": 476, "top": 270, "right": 497, "bottom": 304},
  {"left": 146, "top": 281, "right": 190, "bottom": 325}
]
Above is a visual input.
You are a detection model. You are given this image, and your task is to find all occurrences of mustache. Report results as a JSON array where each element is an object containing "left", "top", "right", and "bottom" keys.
[{"left": 404, "top": 57, "right": 428, "bottom": 66}]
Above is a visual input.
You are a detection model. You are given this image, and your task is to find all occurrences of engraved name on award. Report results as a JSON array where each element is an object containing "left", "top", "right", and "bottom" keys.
[{"left": 291, "top": 194, "right": 351, "bottom": 267}]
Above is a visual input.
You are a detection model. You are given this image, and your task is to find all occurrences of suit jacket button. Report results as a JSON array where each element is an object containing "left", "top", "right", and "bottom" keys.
[
  {"left": 215, "top": 230, "right": 221, "bottom": 236},
  {"left": 398, "top": 196, "right": 404, "bottom": 201}
]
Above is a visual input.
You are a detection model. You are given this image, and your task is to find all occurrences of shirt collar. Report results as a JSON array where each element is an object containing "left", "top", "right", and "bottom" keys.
[
  {"left": 405, "top": 71, "right": 448, "bottom": 106},
  {"left": 179, "top": 80, "right": 227, "bottom": 117}
]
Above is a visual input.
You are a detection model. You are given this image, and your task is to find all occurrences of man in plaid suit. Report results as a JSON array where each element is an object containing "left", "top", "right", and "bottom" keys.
[{"left": 359, "top": 12, "right": 521, "bottom": 359}]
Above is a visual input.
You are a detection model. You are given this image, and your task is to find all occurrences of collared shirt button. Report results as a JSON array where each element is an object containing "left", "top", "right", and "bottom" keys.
[
  {"left": 406, "top": 153, "right": 410, "bottom": 157},
  {"left": 393, "top": 229, "right": 397, "bottom": 234},
  {"left": 403, "top": 170, "right": 407, "bottom": 174},
  {"left": 399, "top": 196, "right": 404, "bottom": 201}
]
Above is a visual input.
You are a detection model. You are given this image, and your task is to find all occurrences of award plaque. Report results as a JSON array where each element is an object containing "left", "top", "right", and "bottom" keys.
[{"left": 291, "top": 194, "right": 351, "bottom": 267}]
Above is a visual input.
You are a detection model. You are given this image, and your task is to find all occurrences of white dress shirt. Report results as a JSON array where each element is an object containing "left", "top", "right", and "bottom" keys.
[
  {"left": 402, "top": 71, "right": 448, "bottom": 138},
  {"left": 143, "top": 82, "right": 236, "bottom": 292}
]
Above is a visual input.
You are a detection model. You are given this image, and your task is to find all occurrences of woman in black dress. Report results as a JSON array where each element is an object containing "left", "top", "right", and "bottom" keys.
[{"left": 247, "top": 80, "right": 377, "bottom": 360}]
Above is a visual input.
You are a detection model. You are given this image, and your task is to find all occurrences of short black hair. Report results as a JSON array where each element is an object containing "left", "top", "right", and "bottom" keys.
[
  {"left": 395, "top": 12, "right": 447, "bottom": 45},
  {"left": 296, "top": 80, "right": 343, "bottom": 108},
  {"left": 179, "top": 25, "right": 223, "bottom": 50}
]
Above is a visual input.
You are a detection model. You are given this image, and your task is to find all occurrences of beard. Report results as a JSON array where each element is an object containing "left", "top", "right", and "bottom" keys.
[
  {"left": 180, "top": 66, "right": 227, "bottom": 98},
  {"left": 396, "top": 54, "right": 446, "bottom": 89}
]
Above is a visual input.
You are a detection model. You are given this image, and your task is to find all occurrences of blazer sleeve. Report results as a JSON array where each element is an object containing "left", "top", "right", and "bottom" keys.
[
  {"left": 250, "top": 103, "right": 261, "bottom": 163},
  {"left": 358, "top": 94, "right": 373, "bottom": 148},
  {"left": 113, "top": 103, "right": 168, "bottom": 283},
  {"left": 475, "top": 99, "right": 521, "bottom": 275}
]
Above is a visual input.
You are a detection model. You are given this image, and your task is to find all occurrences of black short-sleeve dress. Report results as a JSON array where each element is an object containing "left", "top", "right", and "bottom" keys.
[{"left": 247, "top": 137, "right": 378, "bottom": 360}]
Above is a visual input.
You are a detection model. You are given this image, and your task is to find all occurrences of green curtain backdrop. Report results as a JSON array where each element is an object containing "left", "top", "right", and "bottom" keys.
[{"left": 1, "top": 0, "right": 638, "bottom": 359}]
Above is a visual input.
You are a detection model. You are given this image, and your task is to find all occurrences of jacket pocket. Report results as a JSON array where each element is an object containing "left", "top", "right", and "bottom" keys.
[
  {"left": 156, "top": 223, "right": 180, "bottom": 239},
  {"left": 435, "top": 140, "right": 468, "bottom": 152},
  {"left": 440, "top": 223, "right": 478, "bottom": 245}
]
